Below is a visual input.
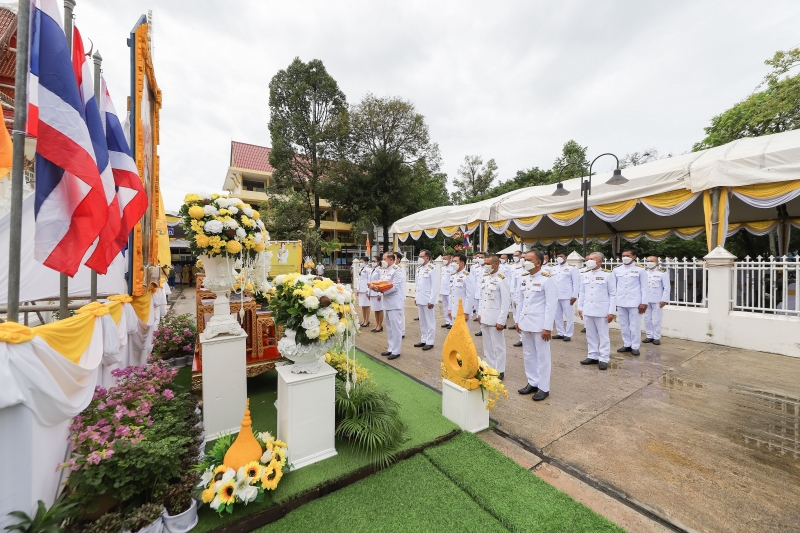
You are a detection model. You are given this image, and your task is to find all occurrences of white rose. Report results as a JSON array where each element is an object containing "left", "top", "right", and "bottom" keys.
[
  {"left": 242, "top": 207, "right": 255, "bottom": 217},
  {"left": 203, "top": 205, "right": 218, "bottom": 216},
  {"left": 302, "top": 314, "right": 320, "bottom": 330},
  {"left": 256, "top": 220, "right": 265, "bottom": 229},
  {"left": 306, "top": 326, "right": 320, "bottom": 339},
  {"left": 260, "top": 449, "right": 273, "bottom": 463},
  {"left": 204, "top": 220, "right": 223, "bottom": 234},
  {"left": 326, "top": 312, "right": 339, "bottom": 325},
  {"left": 304, "top": 296, "right": 320, "bottom": 310},
  {"left": 274, "top": 275, "right": 286, "bottom": 285}
]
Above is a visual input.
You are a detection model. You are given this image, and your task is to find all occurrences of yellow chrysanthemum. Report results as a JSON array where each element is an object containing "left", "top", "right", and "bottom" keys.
[
  {"left": 226, "top": 240, "right": 243, "bottom": 254},
  {"left": 188, "top": 206, "right": 205, "bottom": 220},
  {"left": 184, "top": 193, "right": 202, "bottom": 204},
  {"left": 201, "top": 486, "right": 215, "bottom": 503},
  {"left": 254, "top": 242, "right": 264, "bottom": 252},
  {"left": 195, "top": 234, "right": 210, "bottom": 248},
  {"left": 252, "top": 210, "right": 260, "bottom": 220},
  {"left": 260, "top": 462, "right": 283, "bottom": 491},
  {"left": 211, "top": 193, "right": 220, "bottom": 199},
  {"left": 325, "top": 352, "right": 332, "bottom": 363}
]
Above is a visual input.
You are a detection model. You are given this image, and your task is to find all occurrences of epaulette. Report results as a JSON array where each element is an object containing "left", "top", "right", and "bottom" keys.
[
  {"left": 635, "top": 263, "right": 644, "bottom": 268},
  {"left": 659, "top": 267, "right": 667, "bottom": 273},
  {"left": 498, "top": 273, "right": 505, "bottom": 279},
  {"left": 579, "top": 267, "right": 588, "bottom": 273},
  {"left": 541, "top": 272, "right": 551, "bottom": 277},
  {"left": 521, "top": 272, "right": 530, "bottom": 277},
  {"left": 613, "top": 264, "right": 623, "bottom": 268},
  {"left": 603, "top": 268, "right": 612, "bottom": 273},
  {"left": 394, "top": 265, "right": 400, "bottom": 269}
]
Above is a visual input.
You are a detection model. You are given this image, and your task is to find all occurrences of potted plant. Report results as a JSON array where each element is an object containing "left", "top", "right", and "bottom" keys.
[
  {"left": 157, "top": 475, "right": 198, "bottom": 533},
  {"left": 153, "top": 314, "right": 197, "bottom": 367},
  {"left": 5, "top": 495, "right": 77, "bottom": 533},
  {"left": 122, "top": 504, "right": 164, "bottom": 533}
]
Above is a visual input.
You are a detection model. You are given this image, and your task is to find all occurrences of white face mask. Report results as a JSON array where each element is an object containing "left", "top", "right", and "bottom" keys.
[
  {"left": 556, "top": 257, "right": 565, "bottom": 265},
  {"left": 523, "top": 260, "right": 536, "bottom": 271},
  {"left": 417, "top": 257, "right": 425, "bottom": 265},
  {"left": 381, "top": 260, "right": 388, "bottom": 268},
  {"left": 474, "top": 258, "right": 484, "bottom": 266},
  {"left": 645, "top": 261, "right": 656, "bottom": 269},
  {"left": 483, "top": 265, "right": 492, "bottom": 274},
  {"left": 584, "top": 259, "right": 597, "bottom": 270},
  {"left": 500, "top": 258, "right": 507, "bottom": 264},
  {"left": 513, "top": 256, "right": 520, "bottom": 263},
  {"left": 622, "top": 256, "right": 633, "bottom": 265},
  {"left": 372, "top": 262, "right": 378, "bottom": 267}
]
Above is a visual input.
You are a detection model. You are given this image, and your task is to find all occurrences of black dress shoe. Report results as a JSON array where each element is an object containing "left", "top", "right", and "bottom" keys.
[
  {"left": 402, "top": 335, "right": 405, "bottom": 338},
  {"left": 475, "top": 331, "right": 482, "bottom": 337},
  {"left": 642, "top": 338, "right": 653, "bottom": 343},
  {"left": 441, "top": 324, "right": 449, "bottom": 328},
  {"left": 580, "top": 358, "right": 599, "bottom": 365},
  {"left": 631, "top": 349, "right": 640, "bottom": 356},
  {"left": 598, "top": 362, "right": 608, "bottom": 370},
  {"left": 563, "top": 337, "right": 571, "bottom": 342},
  {"left": 617, "top": 346, "right": 632, "bottom": 353},
  {"left": 581, "top": 328, "right": 586, "bottom": 333},
  {"left": 498, "top": 372, "right": 504, "bottom": 380},
  {"left": 381, "top": 351, "right": 391, "bottom": 356},
  {"left": 387, "top": 353, "right": 401, "bottom": 360},
  {"left": 413, "top": 342, "right": 426, "bottom": 348},
  {"left": 518, "top": 384, "right": 538, "bottom": 395},
  {"left": 513, "top": 341, "right": 522, "bottom": 347},
  {"left": 446, "top": 325, "right": 452, "bottom": 329},
  {"left": 552, "top": 334, "right": 564, "bottom": 340},
  {"left": 422, "top": 345, "right": 434, "bottom": 351},
  {"left": 532, "top": 390, "right": 549, "bottom": 401},
  {"left": 653, "top": 339, "right": 661, "bottom": 345},
  {"left": 413, "top": 317, "right": 419, "bottom": 321}
]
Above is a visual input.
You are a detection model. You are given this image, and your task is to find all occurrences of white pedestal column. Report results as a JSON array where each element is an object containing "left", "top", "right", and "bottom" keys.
[
  {"left": 201, "top": 332, "right": 247, "bottom": 441},
  {"left": 276, "top": 363, "right": 337, "bottom": 469},
  {"left": 442, "top": 379, "right": 489, "bottom": 433}
]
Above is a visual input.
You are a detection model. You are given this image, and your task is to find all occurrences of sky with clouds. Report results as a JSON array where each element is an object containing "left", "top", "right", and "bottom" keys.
[{"left": 75, "top": 0, "right": 800, "bottom": 212}]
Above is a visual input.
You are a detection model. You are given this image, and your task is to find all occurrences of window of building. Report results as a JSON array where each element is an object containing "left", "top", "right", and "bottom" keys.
[{"left": 243, "top": 179, "right": 265, "bottom": 192}]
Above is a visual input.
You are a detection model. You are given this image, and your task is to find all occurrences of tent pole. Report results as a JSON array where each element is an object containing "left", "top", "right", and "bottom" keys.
[
  {"left": 709, "top": 187, "right": 720, "bottom": 250},
  {"left": 5, "top": 0, "right": 31, "bottom": 323},
  {"left": 90, "top": 50, "right": 102, "bottom": 302}
]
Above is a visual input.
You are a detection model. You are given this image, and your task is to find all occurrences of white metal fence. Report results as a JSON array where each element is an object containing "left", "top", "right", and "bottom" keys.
[
  {"left": 600, "top": 257, "right": 707, "bottom": 307},
  {"left": 732, "top": 256, "right": 799, "bottom": 317}
]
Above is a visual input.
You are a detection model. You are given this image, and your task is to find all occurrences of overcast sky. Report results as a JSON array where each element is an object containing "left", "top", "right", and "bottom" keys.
[{"left": 76, "top": 0, "right": 800, "bottom": 212}]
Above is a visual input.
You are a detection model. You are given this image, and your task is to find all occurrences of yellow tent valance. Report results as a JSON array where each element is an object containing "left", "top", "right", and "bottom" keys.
[
  {"left": 488, "top": 220, "right": 509, "bottom": 230},
  {"left": 640, "top": 189, "right": 697, "bottom": 209},
  {"left": 592, "top": 199, "right": 637, "bottom": 216},
  {"left": 731, "top": 179, "right": 800, "bottom": 199},
  {"left": 548, "top": 208, "right": 584, "bottom": 222},
  {"left": 410, "top": 230, "right": 423, "bottom": 239}
]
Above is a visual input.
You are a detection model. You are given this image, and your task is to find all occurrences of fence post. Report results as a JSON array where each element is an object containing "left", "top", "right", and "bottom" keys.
[{"left": 703, "top": 246, "right": 736, "bottom": 344}]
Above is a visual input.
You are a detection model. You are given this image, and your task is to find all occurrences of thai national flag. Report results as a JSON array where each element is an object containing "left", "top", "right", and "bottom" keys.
[
  {"left": 29, "top": 0, "right": 108, "bottom": 276},
  {"left": 73, "top": 25, "right": 120, "bottom": 274},
  {"left": 462, "top": 224, "right": 470, "bottom": 250},
  {"left": 101, "top": 76, "right": 147, "bottom": 263}
]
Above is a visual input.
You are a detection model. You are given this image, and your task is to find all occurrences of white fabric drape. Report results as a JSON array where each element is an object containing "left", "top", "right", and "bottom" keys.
[
  {"left": 547, "top": 212, "right": 583, "bottom": 226},
  {"left": 730, "top": 188, "right": 800, "bottom": 209},
  {"left": 640, "top": 193, "right": 701, "bottom": 216},
  {"left": 488, "top": 220, "right": 511, "bottom": 234},
  {"left": 590, "top": 205, "right": 637, "bottom": 223},
  {"left": 512, "top": 217, "right": 543, "bottom": 231}
]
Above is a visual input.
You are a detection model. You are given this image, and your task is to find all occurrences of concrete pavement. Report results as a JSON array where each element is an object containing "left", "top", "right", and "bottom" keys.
[{"left": 354, "top": 298, "right": 800, "bottom": 533}]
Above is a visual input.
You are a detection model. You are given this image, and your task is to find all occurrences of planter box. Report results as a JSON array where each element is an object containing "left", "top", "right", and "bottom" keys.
[{"left": 442, "top": 379, "right": 489, "bottom": 433}]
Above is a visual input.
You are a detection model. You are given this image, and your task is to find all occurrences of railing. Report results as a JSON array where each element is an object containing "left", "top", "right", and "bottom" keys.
[
  {"left": 600, "top": 257, "right": 707, "bottom": 307},
  {"left": 732, "top": 256, "right": 799, "bottom": 317}
]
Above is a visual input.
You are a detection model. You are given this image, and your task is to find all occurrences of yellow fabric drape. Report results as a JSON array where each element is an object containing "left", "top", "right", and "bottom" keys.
[
  {"left": 36, "top": 313, "right": 96, "bottom": 363},
  {"left": 488, "top": 220, "right": 509, "bottom": 230},
  {"left": 156, "top": 191, "right": 171, "bottom": 267},
  {"left": 482, "top": 224, "right": 489, "bottom": 251},
  {"left": 549, "top": 208, "right": 584, "bottom": 222},
  {"left": 744, "top": 220, "right": 779, "bottom": 232},
  {"left": 514, "top": 215, "right": 543, "bottom": 226},
  {"left": 409, "top": 230, "right": 423, "bottom": 239},
  {"left": 703, "top": 188, "right": 728, "bottom": 249},
  {"left": 731, "top": 180, "right": 800, "bottom": 199},
  {"left": 640, "top": 189, "right": 697, "bottom": 208},
  {"left": 441, "top": 225, "right": 459, "bottom": 235},
  {"left": 106, "top": 302, "right": 123, "bottom": 324},
  {"left": 131, "top": 292, "right": 152, "bottom": 324},
  {"left": 396, "top": 232, "right": 409, "bottom": 241},
  {"left": 424, "top": 228, "right": 438, "bottom": 238},
  {"left": 675, "top": 226, "right": 705, "bottom": 238},
  {"left": 646, "top": 229, "right": 673, "bottom": 239},
  {"left": 76, "top": 302, "right": 110, "bottom": 317},
  {"left": 0, "top": 322, "right": 35, "bottom": 343},
  {"left": 592, "top": 199, "right": 638, "bottom": 215},
  {"left": 621, "top": 231, "right": 644, "bottom": 240}
]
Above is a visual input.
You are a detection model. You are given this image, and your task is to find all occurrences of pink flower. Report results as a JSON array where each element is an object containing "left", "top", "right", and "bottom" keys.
[
  {"left": 86, "top": 452, "right": 102, "bottom": 465},
  {"left": 163, "top": 389, "right": 174, "bottom": 400}
]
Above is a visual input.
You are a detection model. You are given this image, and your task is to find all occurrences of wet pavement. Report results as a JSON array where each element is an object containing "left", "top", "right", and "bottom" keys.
[{"left": 354, "top": 299, "right": 800, "bottom": 533}]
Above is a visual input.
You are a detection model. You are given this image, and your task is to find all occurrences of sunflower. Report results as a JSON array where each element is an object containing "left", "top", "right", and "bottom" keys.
[
  {"left": 271, "top": 447, "right": 287, "bottom": 466},
  {"left": 213, "top": 464, "right": 229, "bottom": 481},
  {"left": 217, "top": 480, "right": 236, "bottom": 505},
  {"left": 201, "top": 486, "right": 216, "bottom": 503},
  {"left": 260, "top": 462, "right": 283, "bottom": 491},
  {"left": 243, "top": 461, "right": 262, "bottom": 483},
  {"left": 273, "top": 439, "right": 288, "bottom": 450}
]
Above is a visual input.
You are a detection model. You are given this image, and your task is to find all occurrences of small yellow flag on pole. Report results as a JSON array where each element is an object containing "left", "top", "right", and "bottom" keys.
[{"left": 0, "top": 121, "right": 13, "bottom": 180}]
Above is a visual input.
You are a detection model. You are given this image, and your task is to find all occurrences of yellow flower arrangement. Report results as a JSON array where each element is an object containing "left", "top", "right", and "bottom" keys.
[
  {"left": 476, "top": 360, "right": 508, "bottom": 410},
  {"left": 184, "top": 193, "right": 201, "bottom": 204},
  {"left": 226, "top": 240, "right": 243, "bottom": 254},
  {"left": 189, "top": 206, "right": 205, "bottom": 220},
  {"left": 271, "top": 446, "right": 287, "bottom": 466},
  {"left": 327, "top": 350, "right": 371, "bottom": 382},
  {"left": 195, "top": 234, "right": 210, "bottom": 248}
]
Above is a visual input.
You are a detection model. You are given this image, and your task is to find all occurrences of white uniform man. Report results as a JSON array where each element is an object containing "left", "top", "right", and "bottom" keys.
[
  {"left": 477, "top": 255, "right": 511, "bottom": 380},
  {"left": 413, "top": 249, "right": 439, "bottom": 351},
  {"left": 440, "top": 253, "right": 453, "bottom": 329},
  {"left": 316, "top": 262, "right": 325, "bottom": 276},
  {"left": 356, "top": 256, "right": 373, "bottom": 328},
  {"left": 614, "top": 249, "right": 648, "bottom": 356},
  {"left": 511, "top": 250, "right": 526, "bottom": 347},
  {"left": 470, "top": 252, "right": 487, "bottom": 334},
  {"left": 515, "top": 250, "right": 558, "bottom": 401},
  {"left": 371, "top": 252, "right": 406, "bottom": 360},
  {"left": 551, "top": 251, "right": 580, "bottom": 342},
  {"left": 448, "top": 254, "right": 475, "bottom": 324},
  {"left": 542, "top": 253, "right": 554, "bottom": 275},
  {"left": 643, "top": 255, "right": 670, "bottom": 345},
  {"left": 578, "top": 252, "right": 617, "bottom": 370}
]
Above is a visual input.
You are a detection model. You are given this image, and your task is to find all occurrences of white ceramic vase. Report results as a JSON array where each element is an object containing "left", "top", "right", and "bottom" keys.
[
  {"left": 277, "top": 328, "right": 334, "bottom": 374},
  {"left": 162, "top": 499, "right": 198, "bottom": 533},
  {"left": 199, "top": 254, "right": 245, "bottom": 341}
]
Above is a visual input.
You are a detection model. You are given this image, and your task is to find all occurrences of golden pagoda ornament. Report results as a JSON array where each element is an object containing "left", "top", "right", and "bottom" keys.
[
  {"left": 223, "top": 399, "right": 263, "bottom": 470},
  {"left": 441, "top": 299, "right": 480, "bottom": 390}
]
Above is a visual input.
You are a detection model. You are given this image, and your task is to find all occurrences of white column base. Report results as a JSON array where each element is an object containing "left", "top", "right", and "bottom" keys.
[
  {"left": 276, "top": 363, "right": 337, "bottom": 470},
  {"left": 442, "top": 379, "right": 489, "bottom": 433},
  {"left": 201, "top": 332, "right": 248, "bottom": 441}
]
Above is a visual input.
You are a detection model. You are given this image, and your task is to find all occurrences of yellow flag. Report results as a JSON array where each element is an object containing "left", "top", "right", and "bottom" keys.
[{"left": 0, "top": 121, "right": 12, "bottom": 180}]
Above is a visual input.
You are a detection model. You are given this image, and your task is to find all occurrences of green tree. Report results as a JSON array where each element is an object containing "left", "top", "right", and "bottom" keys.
[
  {"left": 268, "top": 58, "right": 348, "bottom": 259},
  {"left": 693, "top": 47, "right": 800, "bottom": 151},
  {"left": 320, "top": 237, "right": 342, "bottom": 278},
  {"left": 451, "top": 155, "right": 498, "bottom": 204},
  {"left": 324, "top": 94, "right": 444, "bottom": 249},
  {"left": 259, "top": 187, "right": 322, "bottom": 257},
  {"left": 619, "top": 148, "right": 662, "bottom": 168},
  {"left": 553, "top": 140, "right": 589, "bottom": 180}
]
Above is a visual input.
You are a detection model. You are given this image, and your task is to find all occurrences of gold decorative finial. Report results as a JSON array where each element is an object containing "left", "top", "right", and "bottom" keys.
[
  {"left": 441, "top": 299, "right": 480, "bottom": 390},
  {"left": 223, "top": 398, "right": 263, "bottom": 470}
]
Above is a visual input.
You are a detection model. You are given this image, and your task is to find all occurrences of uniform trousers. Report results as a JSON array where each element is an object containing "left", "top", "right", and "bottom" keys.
[
  {"left": 385, "top": 309, "right": 404, "bottom": 355},
  {"left": 441, "top": 295, "right": 452, "bottom": 324},
  {"left": 584, "top": 315, "right": 611, "bottom": 363},
  {"left": 644, "top": 303, "right": 663, "bottom": 340},
  {"left": 555, "top": 299, "right": 575, "bottom": 337},
  {"left": 417, "top": 304, "right": 436, "bottom": 345},
  {"left": 480, "top": 323, "right": 507, "bottom": 372},
  {"left": 618, "top": 306, "right": 642, "bottom": 350},
  {"left": 521, "top": 331, "right": 551, "bottom": 392}
]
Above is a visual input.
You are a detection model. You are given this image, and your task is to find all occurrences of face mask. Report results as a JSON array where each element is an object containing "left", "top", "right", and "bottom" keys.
[
  {"left": 381, "top": 260, "right": 388, "bottom": 268},
  {"left": 483, "top": 265, "right": 492, "bottom": 274},
  {"left": 372, "top": 262, "right": 378, "bottom": 267},
  {"left": 523, "top": 261, "right": 536, "bottom": 271},
  {"left": 417, "top": 257, "right": 424, "bottom": 265},
  {"left": 645, "top": 261, "right": 656, "bottom": 269},
  {"left": 500, "top": 259, "right": 507, "bottom": 264},
  {"left": 475, "top": 258, "right": 484, "bottom": 266},
  {"left": 513, "top": 256, "right": 520, "bottom": 263},
  {"left": 360, "top": 262, "right": 366, "bottom": 267},
  {"left": 585, "top": 259, "right": 597, "bottom": 270},
  {"left": 556, "top": 257, "right": 565, "bottom": 265},
  {"left": 622, "top": 256, "right": 633, "bottom": 265}
]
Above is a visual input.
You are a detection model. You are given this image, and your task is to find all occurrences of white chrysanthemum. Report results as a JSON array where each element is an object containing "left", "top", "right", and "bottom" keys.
[
  {"left": 199, "top": 192, "right": 211, "bottom": 200},
  {"left": 205, "top": 220, "right": 223, "bottom": 234},
  {"left": 274, "top": 275, "right": 286, "bottom": 286},
  {"left": 223, "top": 218, "right": 239, "bottom": 229},
  {"left": 254, "top": 232, "right": 263, "bottom": 244},
  {"left": 303, "top": 296, "right": 320, "bottom": 310},
  {"left": 256, "top": 219, "right": 265, "bottom": 229},
  {"left": 215, "top": 197, "right": 231, "bottom": 208},
  {"left": 306, "top": 326, "right": 320, "bottom": 339},
  {"left": 228, "top": 206, "right": 239, "bottom": 215},
  {"left": 336, "top": 322, "right": 346, "bottom": 334},
  {"left": 302, "top": 314, "right": 320, "bottom": 330},
  {"left": 324, "top": 287, "right": 339, "bottom": 300},
  {"left": 242, "top": 207, "right": 255, "bottom": 218},
  {"left": 203, "top": 205, "right": 218, "bottom": 216},
  {"left": 236, "top": 227, "right": 247, "bottom": 240},
  {"left": 313, "top": 288, "right": 324, "bottom": 298}
]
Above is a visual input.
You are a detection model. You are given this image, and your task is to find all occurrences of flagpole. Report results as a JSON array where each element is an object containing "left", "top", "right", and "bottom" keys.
[
  {"left": 90, "top": 49, "right": 102, "bottom": 302},
  {"left": 5, "top": 0, "right": 31, "bottom": 323}
]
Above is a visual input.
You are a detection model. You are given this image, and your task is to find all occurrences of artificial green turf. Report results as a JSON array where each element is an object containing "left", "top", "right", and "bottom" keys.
[
  {"left": 193, "top": 352, "right": 458, "bottom": 533},
  {"left": 172, "top": 365, "right": 193, "bottom": 393},
  {"left": 422, "top": 432, "right": 624, "bottom": 533},
  {"left": 255, "top": 454, "right": 508, "bottom": 533}
]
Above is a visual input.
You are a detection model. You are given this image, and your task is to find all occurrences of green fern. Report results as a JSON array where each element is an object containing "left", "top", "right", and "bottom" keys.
[
  {"left": 334, "top": 380, "right": 409, "bottom": 468},
  {"left": 193, "top": 432, "right": 236, "bottom": 472}
]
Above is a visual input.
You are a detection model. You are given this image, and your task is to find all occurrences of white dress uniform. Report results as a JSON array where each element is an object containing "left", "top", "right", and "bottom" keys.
[
  {"left": 552, "top": 261, "right": 580, "bottom": 338},
  {"left": 357, "top": 264, "right": 372, "bottom": 307},
  {"left": 415, "top": 261, "right": 439, "bottom": 346},
  {"left": 511, "top": 261, "right": 526, "bottom": 342},
  {"left": 368, "top": 265, "right": 384, "bottom": 312},
  {"left": 440, "top": 262, "right": 453, "bottom": 325},
  {"left": 469, "top": 262, "right": 484, "bottom": 319},
  {"left": 478, "top": 271, "right": 511, "bottom": 372},
  {"left": 449, "top": 267, "right": 475, "bottom": 320},
  {"left": 614, "top": 263, "right": 648, "bottom": 350},
  {"left": 644, "top": 267, "right": 671, "bottom": 341},
  {"left": 578, "top": 268, "right": 617, "bottom": 363},
  {"left": 381, "top": 264, "right": 407, "bottom": 355},
  {"left": 516, "top": 270, "right": 558, "bottom": 391}
]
